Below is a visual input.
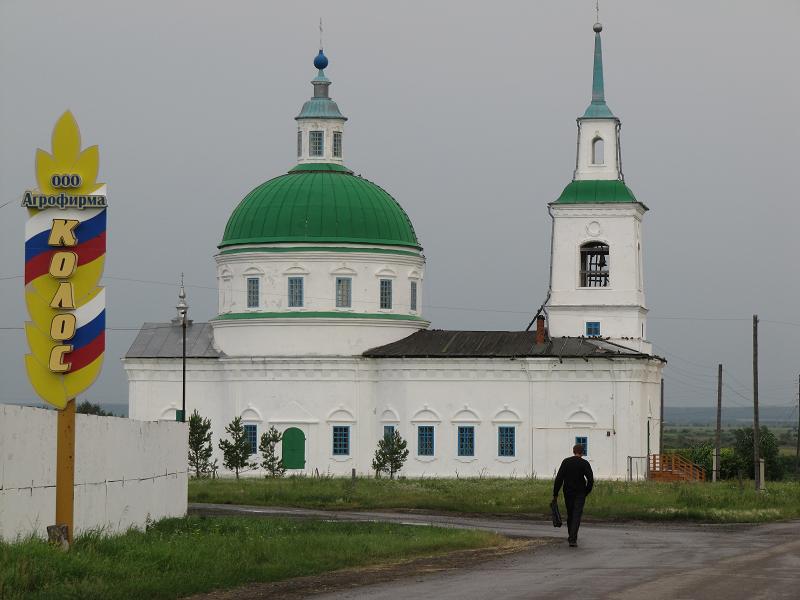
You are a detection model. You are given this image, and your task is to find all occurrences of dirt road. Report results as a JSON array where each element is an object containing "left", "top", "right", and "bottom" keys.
[{"left": 190, "top": 503, "right": 800, "bottom": 599}]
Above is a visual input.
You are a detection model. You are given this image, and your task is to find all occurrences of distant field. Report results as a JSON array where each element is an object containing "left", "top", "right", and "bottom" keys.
[
  {"left": 662, "top": 424, "right": 797, "bottom": 455},
  {"left": 190, "top": 477, "right": 800, "bottom": 523},
  {"left": 0, "top": 516, "right": 502, "bottom": 600}
]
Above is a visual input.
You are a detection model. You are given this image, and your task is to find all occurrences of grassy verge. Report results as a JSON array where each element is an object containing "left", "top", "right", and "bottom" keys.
[
  {"left": 0, "top": 516, "right": 503, "bottom": 600},
  {"left": 190, "top": 477, "right": 800, "bottom": 523}
]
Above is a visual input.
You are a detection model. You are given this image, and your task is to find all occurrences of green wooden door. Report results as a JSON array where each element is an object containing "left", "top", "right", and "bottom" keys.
[{"left": 282, "top": 427, "right": 306, "bottom": 469}]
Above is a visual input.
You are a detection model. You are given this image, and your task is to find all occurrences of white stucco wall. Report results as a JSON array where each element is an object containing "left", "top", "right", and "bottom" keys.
[
  {"left": 0, "top": 404, "right": 187, "bottom": 542},
  {"left": 296, "top": 118, "right": 345, "bottom": 164},
  {"left": 574, "top": 118, "right": 620, "bottom": 181},
  {"left": 547, "top": 203, "right": 650, "bottom": 351},
  {"left": 125, "top": 355, "right": 662, "bottom": 481},
  {"left": 213, "top": 245, "right": 427, "bottom": 356}
]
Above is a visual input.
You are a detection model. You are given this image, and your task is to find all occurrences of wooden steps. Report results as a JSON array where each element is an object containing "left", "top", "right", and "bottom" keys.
[{"left": 649, "top": 453, "right": 706, "bottom": 482}]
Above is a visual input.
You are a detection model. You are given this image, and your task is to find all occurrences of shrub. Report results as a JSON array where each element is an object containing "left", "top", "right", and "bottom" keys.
[
  {"left": 259, "top": 426, "right": 286, "bottom": 478},
  {"left": 188, "top": 410, "right": 216, "bottom": 478},
  {"left": 218, "top": 417, "right": 256, "bottom": 479},
  {"left": 372, "top": 430, "right": 409, "bottom": 479}
]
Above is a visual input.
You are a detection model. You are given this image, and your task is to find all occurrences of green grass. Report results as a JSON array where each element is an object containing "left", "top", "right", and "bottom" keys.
[
  {"left": 190, "top": 477, "right": 800, "bottom": 523},
  {"left": 0, "top": 516, "right": 503, "bottom": 600}
]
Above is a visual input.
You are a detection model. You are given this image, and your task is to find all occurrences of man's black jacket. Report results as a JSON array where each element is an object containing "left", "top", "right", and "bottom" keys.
[{"left": 553, "top": 456, "right": 594, "bottom": 497}]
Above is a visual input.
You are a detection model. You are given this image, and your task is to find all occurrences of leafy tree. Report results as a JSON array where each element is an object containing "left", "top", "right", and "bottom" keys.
[
  {"left": 218, "top": 416, "right": 256, "bottom": 479},
  {"left": 188, "top": 410, "right": 216, "bottom": 478},
  {"left": 685, "top": 440, "right": 713, "bottom": 476},
  {"left": 372, "top": 430, "right": 409, "bottom": 479},
  {"left": 259, "top": 426, "right": 286, "bottom": 478},
  {"left": 732, "top": 426, "right": 783, "bottom": 481},
  {"left": 76, "top": 400, "right": 113, "bottom": 416}
]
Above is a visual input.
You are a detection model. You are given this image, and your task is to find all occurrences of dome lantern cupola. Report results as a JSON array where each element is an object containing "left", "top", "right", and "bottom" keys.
[{"left": 295, "top": 49, "right": 347, "bottom": 165}]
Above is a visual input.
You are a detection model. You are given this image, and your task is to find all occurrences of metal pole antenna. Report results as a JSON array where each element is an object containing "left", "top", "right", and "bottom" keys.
[
  {"left": 176, "top": 273, "right": 188, "bottom": 423},
  {"left": 182, "top": 316, "right": 186, "bottom": 423}
]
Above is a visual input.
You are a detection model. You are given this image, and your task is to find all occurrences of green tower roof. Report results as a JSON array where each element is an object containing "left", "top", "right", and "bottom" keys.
[
  {"left": 553, "top": 180, "right": 644, "bottom": 207},
  {"left": 220, "top": 163, "right": 421, "bottom": 249}
]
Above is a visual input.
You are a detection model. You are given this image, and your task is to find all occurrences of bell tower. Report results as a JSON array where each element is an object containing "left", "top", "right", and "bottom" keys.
[{"left": 546, "top": 21, "right": 650, "bottom": 353}]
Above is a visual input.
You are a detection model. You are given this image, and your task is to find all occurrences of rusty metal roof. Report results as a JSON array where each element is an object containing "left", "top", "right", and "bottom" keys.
[
  {"left": 363, "top": 330, "right": 656, "bottom": 360},
  {"left": 125, "top": 322, "right": 221, "bottom": 359}
]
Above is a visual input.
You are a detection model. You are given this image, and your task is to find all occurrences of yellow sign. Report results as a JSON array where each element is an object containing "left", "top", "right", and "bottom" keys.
[{"left": 23, "top": 112, "right": 107, "bottom": 409}]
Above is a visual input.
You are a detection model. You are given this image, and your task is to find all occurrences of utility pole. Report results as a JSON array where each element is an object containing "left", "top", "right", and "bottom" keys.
[
  {"left": 714, "top": 364, "right": 722, "bottom": 482},
  {"left": 753, "top": 315, "right": 760, "bottom": 491},
  {"left": 659, "top": 378, "right": 664, "bottom": 455},
  {"left": 796, "top": 373, "right": 799, "bottom": 475}
]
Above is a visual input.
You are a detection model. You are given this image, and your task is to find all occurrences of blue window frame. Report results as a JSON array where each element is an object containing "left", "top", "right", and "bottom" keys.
[
  {"left": 288, "top": 277, "right": 304, "bottom": 307},
  {"left": 309, "top": 130, "right": 324, "bottom": 156},
  {"left": 457, "top": 426, "right": 475, "bottom": 457},
  {"left": 498, "top": 426, "right": 515, "bottom": 457},
  {"left": 586, "top": 321, "right": 601, "bottom": 337},
  {"left": 575, "top": 436, "right": 588, "bottom": 456},
  {"left": 383, "top": 425, "right": 395, "bottom": 439},
  {"left": 410, "top": 280, "right": 418, "bottom": 311},
  {"left": 333, "top": 426, "right": 350, "bottom": 455},
  {"left": 417, "top": 425, "right": 434, "bottom": 456},
  {"left": 246, "top": 277, "right": 260, "bottom": 309},
  {"left": 244, "top": 424, "right": 258, "bottom": 455},
  {"left": 379, "top": 279, "right": 393, "bottom": 310},
  {"left": 336, "top": 277, "right": 352, "bottom": 308}
]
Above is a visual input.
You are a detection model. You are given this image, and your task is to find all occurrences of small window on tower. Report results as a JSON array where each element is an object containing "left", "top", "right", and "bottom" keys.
[
  {"left": 580, "top": 242, "right": 609, "bottom": 287},
  {"left": 297, "top": 131, "right": 302, "bottom": 157},
  {"left": 333, "top": 132, "right": 342, "bottom": 157},
  {"left": 309, "top": 131, "right": 324, "bottom": 157},
  {"left": 410, "top": 281, "right": 418, "bottom": 312},
  {"left": 586, "top": 322, "right": 601, "bottom": 337},
  {"left": 592, "top": 137, "right": 604, "bottom": 165}
]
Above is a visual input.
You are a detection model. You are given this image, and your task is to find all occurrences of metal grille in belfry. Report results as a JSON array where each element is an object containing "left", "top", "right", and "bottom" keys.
[{"left": 580, "top": 242, "right": 609, "bottom": 287}]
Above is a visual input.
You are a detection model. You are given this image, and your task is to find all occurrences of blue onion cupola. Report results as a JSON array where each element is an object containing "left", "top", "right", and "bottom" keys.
[{"left": 313, "top": 49, "right": 328, "bottom": 70}]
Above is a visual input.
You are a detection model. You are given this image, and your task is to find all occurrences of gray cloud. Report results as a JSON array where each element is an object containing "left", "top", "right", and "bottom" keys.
[{"left": 1, "top": 0, "right": 798, "bottom": 414}]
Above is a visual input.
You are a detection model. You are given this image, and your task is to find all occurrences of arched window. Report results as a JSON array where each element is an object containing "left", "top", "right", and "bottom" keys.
[
  {"left": 580, "top": 242, "right": 609, "bottom": 287},
  {"left": 591, "top": 137, "right": 604, "bottom": 165}
]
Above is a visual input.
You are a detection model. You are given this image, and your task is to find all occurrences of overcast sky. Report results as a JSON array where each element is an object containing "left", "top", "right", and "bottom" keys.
[{"left": 1, "top": 0, "right": 798, "bottom": 416}]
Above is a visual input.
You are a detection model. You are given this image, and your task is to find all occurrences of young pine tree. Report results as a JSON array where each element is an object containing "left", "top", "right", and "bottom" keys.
[
  {"left": 372, "top": 429, "right": 409, "bottom": 479},
  {"left": 218, "top": 416, "right": 256, "bottom": 479},
  {"left": 259, "top": 426, "right": 286, "bottom": 478},
  {"left": 187, "top": 409, "right": 216, "bottom": 478}
]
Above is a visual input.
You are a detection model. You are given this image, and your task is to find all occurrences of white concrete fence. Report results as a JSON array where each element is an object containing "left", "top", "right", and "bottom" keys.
[{"left": 0, "top": 404, "right": 187, "bottom": 542}]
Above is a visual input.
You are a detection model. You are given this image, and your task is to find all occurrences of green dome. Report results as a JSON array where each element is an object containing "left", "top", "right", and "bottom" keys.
[{"left": 220, "top": 163, "right": 420, "bottom": 249}]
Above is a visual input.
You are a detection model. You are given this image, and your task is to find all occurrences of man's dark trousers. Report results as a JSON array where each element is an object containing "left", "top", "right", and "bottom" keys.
[{"left": 564, "top": 492, "right": 586, "bottom": 543}]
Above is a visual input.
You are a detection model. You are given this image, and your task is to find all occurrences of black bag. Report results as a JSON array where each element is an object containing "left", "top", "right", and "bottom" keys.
[{"left": 550, "top": 499, "right": 563, "bottom": 527}]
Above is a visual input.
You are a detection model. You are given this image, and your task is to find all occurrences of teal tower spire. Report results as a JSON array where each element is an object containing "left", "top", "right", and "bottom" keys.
[{"left": 582, "top": 22, "right": 615, "bottom": 119}]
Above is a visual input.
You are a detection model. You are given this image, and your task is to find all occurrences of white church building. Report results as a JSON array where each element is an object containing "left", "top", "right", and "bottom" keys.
[{"left": 125, "top": 22, "right": 664, "bottom": 479}]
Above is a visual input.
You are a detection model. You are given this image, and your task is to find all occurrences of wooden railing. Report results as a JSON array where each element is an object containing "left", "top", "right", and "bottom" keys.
[{"left": 649, "top": 453, "right": 706, "bottom": 482}]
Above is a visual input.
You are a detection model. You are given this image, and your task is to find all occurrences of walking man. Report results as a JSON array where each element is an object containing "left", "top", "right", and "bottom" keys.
[{"left": 553, "top": 443, "right": 594, "bottom": 547}]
